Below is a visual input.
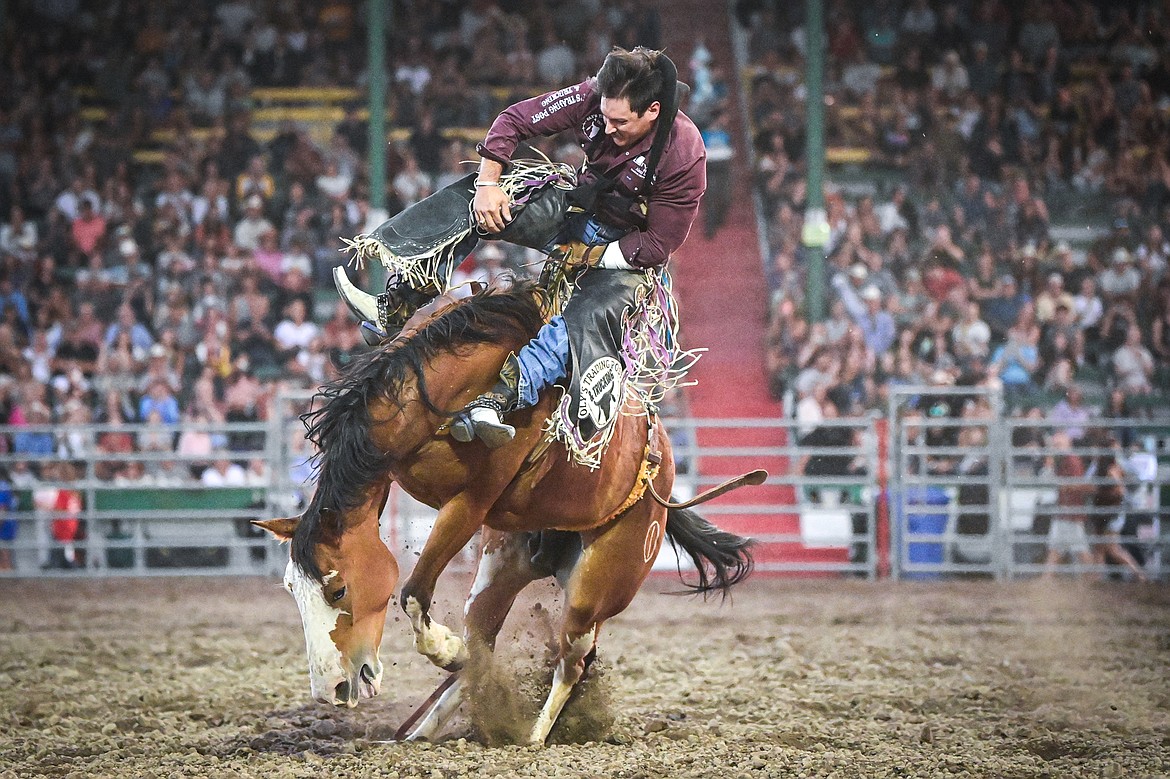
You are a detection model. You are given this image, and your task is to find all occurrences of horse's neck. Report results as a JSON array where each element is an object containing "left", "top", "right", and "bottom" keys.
[{"left": 368, "top": 343, "right": 522, "bottom": 458}]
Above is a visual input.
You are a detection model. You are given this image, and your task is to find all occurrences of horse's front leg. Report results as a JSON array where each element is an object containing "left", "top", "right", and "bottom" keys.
[
  {"left": 403, "top": 528, "right": 548, "bottom": 741},
  {"left": 400, "top": 496, "right": 486, "bottom": 670}
]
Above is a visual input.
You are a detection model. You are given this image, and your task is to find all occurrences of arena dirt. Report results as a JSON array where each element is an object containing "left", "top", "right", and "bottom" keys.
[{"left": 1, "top": 574, "right": 1167, "bottom": 778}]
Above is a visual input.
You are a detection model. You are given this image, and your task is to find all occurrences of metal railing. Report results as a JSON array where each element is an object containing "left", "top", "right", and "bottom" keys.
[
  {"left": 0, "top": 388, "right": 1164, "bottom": 581},
  {"left": 667, "top": 416, "right": 880, "bottom": 578},
  {"left": 887, "top": 386, "right": 1168, "bottom": 581},
  {"left": 0, "top": 421, "right": 286, "bottom": 577}
]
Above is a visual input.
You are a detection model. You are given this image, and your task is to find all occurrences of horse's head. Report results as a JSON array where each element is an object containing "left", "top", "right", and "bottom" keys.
[
  {"left": 255, "top": 282, "right": 544, "bottom": 706},
  {"left": 255, "top": 509, "right": 398, "bottom": 708}
]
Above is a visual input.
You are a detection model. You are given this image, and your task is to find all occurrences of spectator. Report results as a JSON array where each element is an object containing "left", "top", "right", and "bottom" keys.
[
  {"left": 315, "top": 159, "right": 352, "bottom": 202},
  {"left": 138, "top": 344, "right": 181, "bottom": 396},
  {"left": 1072, "top": 276, "right": 1104, "bottom": 350},
  {"left": 184, "top": 68, "right": 227, "bottom": 126},
  {"left": 95, "top": 394, "right": 135, "bottom": 481},
  {"left": 952, "top": 301, "right": 992, "bottom": 366},
  {"left": 0, "top": 206, "right": 38, "bottom": 259},
  {"left": 37, "top": 461, "right": 84, "bottom": 571},
  {"left": 1090, "top": 452, "right": 1147, "bottom": 583},
  {"left": 233, "top": 195, "right": 275, "bottom": 251},
  {"left": 53, "top": 177, "right": 100, "bottom": 222},
  {"left": 966, "top": 41, "right": 998, "bottom": 97},
  {"left": 138, "top": 379, "right": 181, "bottom": 425},
  {"left": 274, "top": 299, "right": 319, "bottom": 362},
  {"left": 201, "top": 455, "right": 247, "bottom": 487},
  {"left": 1047, "top": 386, "right": 1092, "bottom": 441},
  {"left": 69, "top": 199, "right": 106, "bottom": 257},
  {"left": 982, "top": 275, "right": 1029, "bottom": 341},
  {"left": 1112, "top": 326, "right": 1154, "bottom": 395},
  {"left": 244, "top": 457, "right": 271, "bottom": 487},
  {"left": 106, "top": 239, "right": 152, "bottom": 289},
  {"left": 800, "top": 400, "right": 858, "bottom": 506},
  {"left": 1098, "top": 248, "right": 1141, "bottom": 309},
  {"left": 852, "top": 286, "right": 897, "bottom": 356},
  {"left": 1034, "top": 273, "right": 1075, "bottom": 325},
  {"left": 1040, "top": 303, "right": 1084, "bottom": 375},
  {"left": 252, "top": 228, "right": 285, "bottom": 283},
  {"left": 989, "top": 317, "right": 1040, "bottom": 404},
  {"left": 392, "top": 152, "right": 433, "bottom": 209},
  {"left": 701, "top": 109, "right": 735, "bottom": 239},
  {"left": 235, "top": 155, "right": 277, "bottom": 205},
  {"left": 534, "top": 26, "right": 577, "bottom": 86},
  {"left": 22, "top": 329, "right": 55, "bottom": 384},
  {"left": 11, "top": 384, "right": 55, "bottom": 459},
  {"left": 104, "top": 303, "right": 153, "bottom": 353},
  {"left": 1135, "top": 224, "right": 1168, "bottom": 284},
  {"left": 823, "top": 298, "right": 852, "bottom": 348},
  {"left": 0, "top": 276, "right": 31, "bottom": 336},
  {"left": 1043, "top": 430, "right": 1095, "bottom": 577},
  {"left": 932, "top": 51, "right": 969, "bottom": 100}
]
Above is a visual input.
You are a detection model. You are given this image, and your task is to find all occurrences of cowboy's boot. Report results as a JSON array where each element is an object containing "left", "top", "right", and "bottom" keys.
[
  {"left": 334, "top": 266, "right": 433, "bottom": 344},
  {"left": 451, "top": 354, "right": 521, "bottom": 448}
]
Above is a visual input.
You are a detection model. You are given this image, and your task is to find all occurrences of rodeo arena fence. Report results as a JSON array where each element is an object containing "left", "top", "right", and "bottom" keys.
[{"left": 0, "top": 387, "right": 1165, "bottom": 582}]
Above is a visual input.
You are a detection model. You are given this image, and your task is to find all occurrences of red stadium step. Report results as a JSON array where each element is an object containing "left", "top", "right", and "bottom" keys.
[{"left": 653, "top": 0, "right": 847, "bottom": 571}]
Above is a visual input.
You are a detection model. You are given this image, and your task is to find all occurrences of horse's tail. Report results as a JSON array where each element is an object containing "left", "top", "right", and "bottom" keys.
[{"left": 664, "top": 507, "right": 754, "bottom": 599}]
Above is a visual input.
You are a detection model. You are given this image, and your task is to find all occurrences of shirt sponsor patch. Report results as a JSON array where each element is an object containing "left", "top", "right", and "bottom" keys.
[
  {"left": 540, "top": 84, "right": 580, "bottom": 106},
  {"left": 529, "top": 93, "right": 585, "bottom": 124},
  {"left": 582, "top": 114, "right": 604, "bottom": 140}
]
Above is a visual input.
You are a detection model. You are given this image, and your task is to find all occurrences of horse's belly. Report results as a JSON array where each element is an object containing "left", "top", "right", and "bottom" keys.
[
  {"left": 485, "top": 461, "right": 639, "bottom": 533},
  {"left": 482, "top": 504, "right": 596, "bottom": 533}
]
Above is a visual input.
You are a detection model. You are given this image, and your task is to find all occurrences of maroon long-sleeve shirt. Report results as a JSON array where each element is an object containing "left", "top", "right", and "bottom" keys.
[{"left": 477, "top": 79, "right": 707, "bottom": 268}]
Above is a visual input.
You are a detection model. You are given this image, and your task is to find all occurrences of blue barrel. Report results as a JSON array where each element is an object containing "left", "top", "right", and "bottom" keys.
[{"left": 904, "top": 486, "right": 948, "bottom": 578}]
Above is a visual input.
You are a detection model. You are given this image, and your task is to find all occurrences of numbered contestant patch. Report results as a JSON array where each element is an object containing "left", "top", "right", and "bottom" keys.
[{"left": 577, "top": 357, "right": 624, "bottom": 431}]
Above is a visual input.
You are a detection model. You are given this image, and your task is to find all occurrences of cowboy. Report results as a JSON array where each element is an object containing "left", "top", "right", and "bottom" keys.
[{"left": 337, "top": 47, "right": 706, "bottom": 448}]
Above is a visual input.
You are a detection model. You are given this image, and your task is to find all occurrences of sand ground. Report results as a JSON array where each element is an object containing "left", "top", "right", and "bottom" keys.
[{"left": 1, "top": 574, "right": 1167, "bottom": 778}]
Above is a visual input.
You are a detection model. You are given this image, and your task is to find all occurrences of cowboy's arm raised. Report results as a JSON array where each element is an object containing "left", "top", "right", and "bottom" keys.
[{"left": 477, "top": 81, "right": 594, "bottom": 164}]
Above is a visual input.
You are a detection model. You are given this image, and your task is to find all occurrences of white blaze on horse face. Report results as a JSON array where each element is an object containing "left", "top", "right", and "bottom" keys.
[{"left": 284, "top": 559, "right": 346, "bottom": 702}]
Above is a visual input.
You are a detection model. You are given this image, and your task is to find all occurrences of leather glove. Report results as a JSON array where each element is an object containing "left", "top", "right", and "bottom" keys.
[{"left": 550, "top": 240, "right": 602, "bottom": 270}]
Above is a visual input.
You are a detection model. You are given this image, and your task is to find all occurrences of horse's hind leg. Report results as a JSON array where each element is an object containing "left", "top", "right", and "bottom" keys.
[
  {"left": 529, "top": 496, "right": 667, "bottom": 745},
  {"left": 404, "top": 528, "right": 548, "bottom": 741}
]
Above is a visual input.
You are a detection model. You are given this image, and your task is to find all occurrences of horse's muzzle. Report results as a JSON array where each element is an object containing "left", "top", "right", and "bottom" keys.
[
  {"left": 322, "top": 666, "right": 379, "bottom": 708},
  {"left": 332, "top": 679, "right": 355, "bottom": 707},
  {"left": 359, "top": 662, "right": 381, "bottom": 699}
]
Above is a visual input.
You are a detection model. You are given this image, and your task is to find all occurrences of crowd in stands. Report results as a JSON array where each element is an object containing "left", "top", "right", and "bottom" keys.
[
  {"left": 2, "top": 0, "right": 1165, "bottom": 481},
  {"left": 741, "top": 0, "right": 1170, "bottom": 434},
  {"left": 0, "top": 0, "right": 664, "bottom": 497}
]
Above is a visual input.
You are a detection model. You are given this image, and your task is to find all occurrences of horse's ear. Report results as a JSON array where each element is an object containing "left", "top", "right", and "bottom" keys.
[{"left": 252, "top": 517, "right": 299, "bottom": 541}]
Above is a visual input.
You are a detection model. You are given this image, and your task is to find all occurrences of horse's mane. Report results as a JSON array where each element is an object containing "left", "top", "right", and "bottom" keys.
[{"left": 292, "top": 281, "right": 546, "bottom": 580}]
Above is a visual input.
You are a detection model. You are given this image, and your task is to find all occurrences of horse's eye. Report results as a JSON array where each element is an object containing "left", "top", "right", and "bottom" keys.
[{"left": 331, "top": 586, "right": 347, "bottom": 603}]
